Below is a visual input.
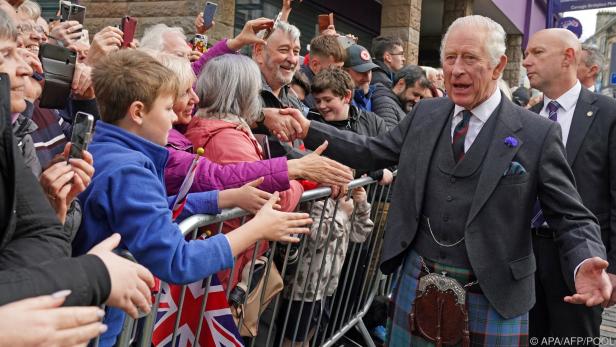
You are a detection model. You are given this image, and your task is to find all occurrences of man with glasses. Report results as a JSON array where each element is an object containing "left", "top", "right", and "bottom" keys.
[{"left": 371, "top": 36, "right": 405, "bottom": 88}]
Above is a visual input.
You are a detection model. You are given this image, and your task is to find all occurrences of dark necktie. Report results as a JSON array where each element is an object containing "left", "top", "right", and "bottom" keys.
[
  {"left": 547, "top": 100, "right": 560, "bottom": 122},
  {"left": 531, "top": 100, "right": 560, "bottom": 228},
  {"left": 452, "top": 110, "right": 472, "bottom": 162}
]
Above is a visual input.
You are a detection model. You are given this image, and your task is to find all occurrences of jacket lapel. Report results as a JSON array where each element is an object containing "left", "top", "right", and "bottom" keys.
[
  {"left": 566, "top": 88, "right": 597, "bottom": 165},
  {"left": 467, "top": 98, "right": 523, "bottom": 226},
  {"left": 414, "top": 100, "right": 455, "bottom": 212}
]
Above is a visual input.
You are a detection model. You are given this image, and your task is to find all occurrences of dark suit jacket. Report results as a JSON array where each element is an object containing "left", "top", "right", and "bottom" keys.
[
  {"left": 304, "top": 93, "right": 606, "bottom": 319},
  {"left": 531, "top": 88, "right": 616, "bottom": 273}
]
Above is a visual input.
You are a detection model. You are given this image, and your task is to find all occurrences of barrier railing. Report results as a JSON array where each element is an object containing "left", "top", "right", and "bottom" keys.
[{"left": 107, "top": 173, "right": 395, "bottom": 347}]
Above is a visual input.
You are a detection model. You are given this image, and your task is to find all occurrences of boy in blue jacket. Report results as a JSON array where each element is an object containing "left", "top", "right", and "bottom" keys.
[{"left": 73, "top": 49, "right": 312, "bottom": 346}]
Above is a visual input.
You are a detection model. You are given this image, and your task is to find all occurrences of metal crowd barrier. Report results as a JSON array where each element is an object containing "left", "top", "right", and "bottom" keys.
[{"left": 107, "top": 173, "right": 396, "bottom": 347}]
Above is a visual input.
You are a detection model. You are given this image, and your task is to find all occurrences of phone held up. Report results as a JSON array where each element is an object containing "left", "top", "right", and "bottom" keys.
[
  {"left": 203, "top": 2, "right": 218, "bottom": 29},
  {"left": 120, "top": 16, "right": 138, "bottom": 48},
  {"left": 318, "top": 13, "right": 334, "bottom": 33},
  {"left": 60, "top": 1, "right": 86, "bottom": 25},
  {"left": 67, "top": 111, "right": 94, "bottom": 162}
]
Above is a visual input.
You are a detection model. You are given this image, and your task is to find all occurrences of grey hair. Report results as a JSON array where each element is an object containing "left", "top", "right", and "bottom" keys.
[
  {"left": 581, "top": 44, "right": 605, "bottom": 69},
  {"left": 0, "top": 9, "right": 18, "bottom": 41},
  {"left": 258, "top": 20, "right": 301, "bottom": 42},
  {"left": 17, "top": 0, "right": 40, "bottom": 20},
  {"left": 195, "top": 54, "right": 262, "bottom": 125},
  {"left": 156, "top": 53, "right": 195, "bottom": 92},
  {"left": 140, "top": 24, "right": 186, "bottom": 52},
  {"left": 440, "top": 15, "right": 506, "bottom": 67}
]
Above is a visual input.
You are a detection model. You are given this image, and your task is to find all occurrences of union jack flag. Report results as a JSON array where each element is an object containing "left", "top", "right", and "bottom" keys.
[{"left": 152, "top": 275, "right": 244, "bottom": 347}]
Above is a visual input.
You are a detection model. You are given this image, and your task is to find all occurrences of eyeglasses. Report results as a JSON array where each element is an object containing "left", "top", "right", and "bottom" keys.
[{"left": 389, "top": 51, "right": 405, "bottom": 56}]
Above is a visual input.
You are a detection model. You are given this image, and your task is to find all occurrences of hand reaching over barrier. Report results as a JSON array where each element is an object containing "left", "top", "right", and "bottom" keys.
[
  {"left": 287, "top": 141, "right": 354, "bottom": 188},
  {"left": 224, "top": 192, "right": 312, "bottom": 256},
  {"left": 218, "top": 177, "right": 280, "bottom": 214}
]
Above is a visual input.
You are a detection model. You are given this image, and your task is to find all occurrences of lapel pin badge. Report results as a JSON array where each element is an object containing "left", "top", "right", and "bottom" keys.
[{"left": 586, "top": 111, "right": 593, "bottom": 117}]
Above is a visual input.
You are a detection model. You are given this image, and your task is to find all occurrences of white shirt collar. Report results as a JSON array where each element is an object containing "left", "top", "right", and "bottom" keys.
[
  {"left": 453, "top": 87, "right": 502, "bottom": 123},
  {"left": 542, "top": 81, "right": 581, "bottom": 113}
]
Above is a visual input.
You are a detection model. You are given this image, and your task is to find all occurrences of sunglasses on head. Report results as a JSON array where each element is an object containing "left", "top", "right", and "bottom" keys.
[{"left": 261, "top": 12, "right": 282, "bottom": 41}]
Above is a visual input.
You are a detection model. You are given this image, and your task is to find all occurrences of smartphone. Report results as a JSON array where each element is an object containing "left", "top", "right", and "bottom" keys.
[
  {"left": 68, "top": 4, "right": 86, "bottom": 25},
  {"left": 68, "top": 111, "right": 94, "bottom": 161},
  {"left": 120, "top": 16, "right": 137, "bottom": 48},
  {"left": 193, "top": 34, "right": 207, "bottom": 53},
  {"left": 318, "top": 13, "right": 334, "bottom": 33},
  {"left": 203, "top": 2, "right": 218, "bottom": 28},
  {"left": 59, "top": 0, "right": 71, "bottom": 21}
]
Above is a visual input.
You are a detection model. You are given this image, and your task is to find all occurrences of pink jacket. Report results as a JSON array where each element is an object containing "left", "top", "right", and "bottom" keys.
[{"left": 186, "top": 117, "right": 304, "bottom": 289}]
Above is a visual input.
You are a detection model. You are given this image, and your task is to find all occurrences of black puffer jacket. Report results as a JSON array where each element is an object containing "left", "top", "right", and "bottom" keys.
[
  {"left": 308, "top": 105, "right": 387, "bottom": 180},
  {"left": 370, "top": 60, "right": 394, "bottom": 88},
  {"left": 0, "top": 73, "right": 110, "bottom": 306},
  {"left": 371, "top": 83, "right": 407, "bottom": 130}
]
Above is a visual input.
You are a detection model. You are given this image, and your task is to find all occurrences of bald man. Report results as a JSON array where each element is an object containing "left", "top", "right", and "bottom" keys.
[{"left": 524, "top": 28, "right": 616, "bottom": 342}]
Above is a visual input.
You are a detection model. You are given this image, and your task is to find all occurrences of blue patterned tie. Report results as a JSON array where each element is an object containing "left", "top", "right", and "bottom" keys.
[
  {"left": 547, "top": 100, "right": 560, "bottom": 122},
  {"left": 531, "top": 100, "right": 560, "bottom": 228}
]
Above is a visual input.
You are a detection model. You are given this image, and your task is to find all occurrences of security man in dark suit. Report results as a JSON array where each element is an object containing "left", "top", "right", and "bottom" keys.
[
  {"left": 290, "top": 16, "right": 613, "bottom": 346},
  {"left": 524, "top": 28, "right": 616, "bottom": 342}
]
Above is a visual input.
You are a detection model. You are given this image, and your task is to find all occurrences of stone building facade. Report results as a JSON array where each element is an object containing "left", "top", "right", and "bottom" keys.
[
  {"left": 584, "top": 12, "right": 616, "bottom": 96},
  {"left": 79, "top": 0, "right": 236, "bottom": 44},
  {"left": 38, "top": 0, "right": 542, "bottom": 88}
]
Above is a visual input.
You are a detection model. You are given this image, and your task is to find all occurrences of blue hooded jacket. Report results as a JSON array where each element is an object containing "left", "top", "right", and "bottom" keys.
[{"left": 73, "top": 121, "right": 234, "bottom": 346}]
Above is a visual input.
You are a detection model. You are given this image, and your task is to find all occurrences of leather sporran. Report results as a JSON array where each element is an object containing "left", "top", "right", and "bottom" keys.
[{"left": 409, "top": 272, "right": 470, "bottom": 347}]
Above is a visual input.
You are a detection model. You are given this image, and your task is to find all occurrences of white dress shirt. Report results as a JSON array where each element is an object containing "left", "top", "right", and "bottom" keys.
[
  {"left": 451, "top": 88, "right": 502, "bottom": 151},
  {"left": 539, "top": 81, "right": 581, "bottom": 146}
]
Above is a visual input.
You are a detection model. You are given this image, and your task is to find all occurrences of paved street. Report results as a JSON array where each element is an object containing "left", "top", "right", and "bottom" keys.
[{"left": 602, "top": 307, "right": 616, "bottom": 346}]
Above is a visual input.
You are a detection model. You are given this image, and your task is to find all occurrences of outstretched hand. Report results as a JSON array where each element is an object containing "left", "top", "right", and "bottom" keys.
[
  {"left": 288, "top": 141, "right": 353, "bottom": 187},
  {"left": 564, "top": 257, "right": 612, "bottom": 307},
  {"left": 219, "top": 177, "right": 279, "bottom": 214},
  {"left": 253, "top": 192, "right": 312, "bottom": 243},
  {"left": 226, "top": 18, "right": 275, "bottom": 51}
]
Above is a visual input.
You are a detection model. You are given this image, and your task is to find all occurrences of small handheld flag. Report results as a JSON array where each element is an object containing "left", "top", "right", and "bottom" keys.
[{"left": 171, "top": 148, "right": 204, "bottom": 220}]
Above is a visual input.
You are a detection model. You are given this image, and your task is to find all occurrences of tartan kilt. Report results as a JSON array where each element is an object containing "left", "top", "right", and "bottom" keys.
[{"left": 387, "top": 250, "right": 529, "bottom": 347}]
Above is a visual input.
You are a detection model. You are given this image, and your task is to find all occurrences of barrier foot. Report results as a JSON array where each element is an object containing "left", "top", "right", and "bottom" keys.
[{"left": 356, "top": 319, "right": 376, "bottom": 347}]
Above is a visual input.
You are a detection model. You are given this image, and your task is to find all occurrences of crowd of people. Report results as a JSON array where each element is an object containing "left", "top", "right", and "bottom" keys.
[{"left": 1, "top": 0, "right": 616, "bottom": 346}]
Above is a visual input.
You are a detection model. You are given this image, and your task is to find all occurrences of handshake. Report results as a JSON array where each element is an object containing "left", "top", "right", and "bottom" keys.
[{"left": 261, "top": 107, "right": 311, "bottom": 143}]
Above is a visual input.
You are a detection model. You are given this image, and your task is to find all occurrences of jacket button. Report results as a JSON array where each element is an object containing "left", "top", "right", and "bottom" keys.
[
  {"left": 446, "top": 195, "right": 453, "bottom": 202},
  {"left": 450, "top": 177, "right": 456, "bottom": 184},
  {"left": 415, "top": 215, "right": 419, "bottom": 222},
  {"left": 443, "top": 215, "right": 449, "bottom": 222},
  {"left": 401, "top": 241, "right": 408, "bottom": 248}
]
